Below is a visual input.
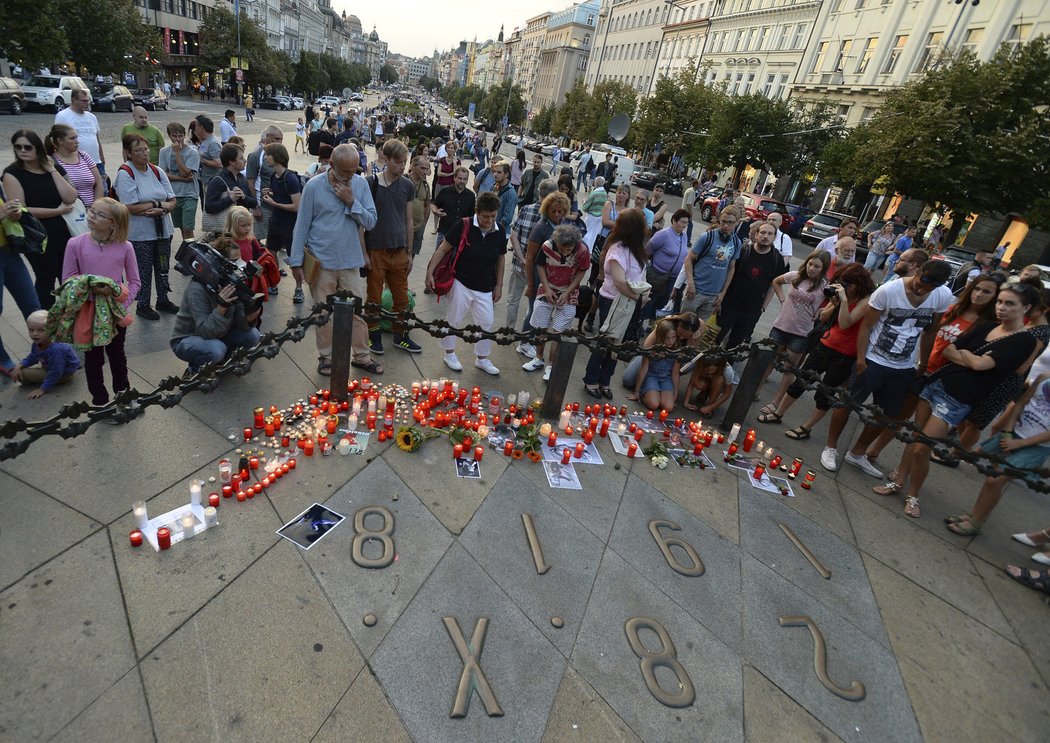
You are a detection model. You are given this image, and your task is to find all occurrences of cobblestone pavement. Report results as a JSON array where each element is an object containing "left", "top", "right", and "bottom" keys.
[{"left": 1, "top": 96, "right": 1048, "bottom": 743}]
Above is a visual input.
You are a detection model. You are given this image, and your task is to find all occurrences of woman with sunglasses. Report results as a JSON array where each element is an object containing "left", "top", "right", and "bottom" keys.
[
  {"left": 2, "top": 130, "right": 79, "bottom": 309},
  {"left": 874, "top": 282, "right": 1039, "bottom": 518}
]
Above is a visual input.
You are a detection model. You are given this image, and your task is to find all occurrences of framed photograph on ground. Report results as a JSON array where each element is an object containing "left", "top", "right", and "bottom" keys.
[
  {"left": 277, "top": 503, "right": 345, "bottom": 550},
  {"left": 455, "top": 457, "right": 482, "bottom": 479},
  {"left": 541, "top": 438, "right": 603, "bottom": 465},
  {"left": 542, "top": 460, "right": 582, "bottom": 489}
]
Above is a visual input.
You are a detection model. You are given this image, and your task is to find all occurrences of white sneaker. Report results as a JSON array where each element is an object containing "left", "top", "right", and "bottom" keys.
[
  {"left": 542, "top": 365, "right": 552, "bottom": 382},
  {"left": 820, "top": 447, "right": 839, "bottom": 472},
  {"left": 516, "top": 342, "right": 537, "bottom": 358},
  {"left": 475, "top": 358, "right": 500, "bottom": 376},
  {"left": 522, "top": 357, "right": 545, "bottom": 372},
  {"left": 844, "top": 452, "right": 884, "bottom": 478},
  {"left": 443, "top": 353, "right": 463, "bottom": 372}
]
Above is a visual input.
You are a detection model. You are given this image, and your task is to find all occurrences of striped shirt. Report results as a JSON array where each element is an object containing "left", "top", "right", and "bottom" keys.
[{"left": 55, "top": 151, "right": 98, "bottom": 207}]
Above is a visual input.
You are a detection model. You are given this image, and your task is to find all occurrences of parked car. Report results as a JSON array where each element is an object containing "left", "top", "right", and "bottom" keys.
[
  {"left": 134, "top": 88, "right": 168, "bottom": 110},
  {"left": 0, "top": 76, "right": 26, "bottom": 115},
  {"left": 289, "top": 96, "right": 304, "bottom": 109},
  {"left": 630, "top": 168, "right": 683, "bottom": 196},
  {"left": 349, "top": 92, "right": 364, "bottom": 102},
  {"left": 800, "top": 211, "right": 852, "bottom": 245},
  {"left": 257, "top": 97, "right": 289, "bottom": 110},
  {"left": 90, "top": 83, "right": 134, "bottom": 113},
  {"left": 21, "top": 74, "right": 90, "bottom": 112},
  {"left": 932, "top": 244, "right": 981, "bottom": 283},
  {"left": 316, "top": 95, "right": 340, "bottom": 107},
  {"left": 699, "top": 191, "right": 792, "bottom": 228},
  {"left": 504, "top": 133, "right": 521, "bottom": 144}
]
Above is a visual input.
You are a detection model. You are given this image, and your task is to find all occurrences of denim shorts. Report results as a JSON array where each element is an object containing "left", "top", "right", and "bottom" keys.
[
  {"left": 640, "top": 373, "right": 675, "bottom": 395},
  {"left": 978, "top": 433, "right": 1050, "bottom": 472},
  {"left": 919, "top": 378, "right": 971, "bottom": 427},
  {"left": 844, "top": 359, "right": 916, "bottom": 418},
  {"left": 769, "top": 326, "right": 810, "bottom": 354}
]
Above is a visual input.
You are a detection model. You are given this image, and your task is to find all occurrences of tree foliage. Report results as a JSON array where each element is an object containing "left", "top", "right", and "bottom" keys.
[
  {"left": 198, "top": 5, "right": 287, "bottom": 89},
  {"left": 635, "top": 65, "right": 719, "bottom": 164},
  {"left": 443, "top": 84, "right": 484, "bottom": 115},
  {"left": 419, "top": 76, "right": 442, "bottom": 93},
  {"left": 379, "top": 64, "right": 399, "bottom": 84},
  {"left": 702, "top": 93, "right": 794, "bottom": 179},
  {"left": 829, "top": 37, "right": 1050, "bottom": 226},
  {"left": 532, "top": 103, "right": 557, "bottom": 136},
  {"left": 586, "top": 81, "right": 638, "bottom": 145},
  {"left": 553, "top": 79, "right": 592, "bottom": 140},
  {"left": 480, "top": 81, "right": 527, "bottom": 127}
]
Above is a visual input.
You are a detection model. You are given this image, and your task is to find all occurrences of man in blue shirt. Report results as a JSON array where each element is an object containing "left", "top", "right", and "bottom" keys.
[
  {"left": 682, "top": 206, "right": 742, "bottom": 323},
  {"left": 289, "top": 144, "right": 380, "bottom": 376}
]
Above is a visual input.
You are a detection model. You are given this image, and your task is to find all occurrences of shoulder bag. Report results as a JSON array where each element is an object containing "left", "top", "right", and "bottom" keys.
[
  {"left": 201, "top": 172, "right": 235, "bottom": 233},
  {"left": 432, "top": 217, "right": 471, "bottom": 300}
]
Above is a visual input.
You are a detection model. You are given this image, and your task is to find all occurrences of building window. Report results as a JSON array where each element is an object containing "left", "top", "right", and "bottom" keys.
[
  {"left": 882, "top": 34, "right": 907, "bottom": 74},
  {"left": 734, "top": 29, "right": 744, "bottom": 51},
  {"left": 811, "top": 41, "right": 829, "bottom": 74},
  {"left": 836, "top": 104, "right": 851, "bottom": 122},
  {"left": 744, "top": 72, "right": 755, "bottom": 94},
  {"left": 854, "top": 0, "right": 868, "bottom": 9},
  {"left": 1005, "top": 23, "right": 1032, "bottom": 55},
  {"left": 792, "top": 24, "right": 807, "bottom": 49},
  {"left": 763, "top": 73, "right": 775, "bottom": 96},
  {"left": 744, "top": 28, "right": 756, "bottom": 51},
  {"left": 914, "top": 32, "right": 942, "bottom": 72},
  {"left": 835, "top": 39, "right": 852, "bottom": 71},
  {"left": 587, "top": 13, "right": 595, "bottom": 25},
  {"left": 777, "top": 25, "right": 790, "bottom": 51},
  {"left": 961, "top": 27, "right": 983, "bottom": 55},
  {"left": 758, "top": 26, "right": 770, "bottom": 51},
  {"left": 856, "top": 37, "right": 877, "bottom": 73}
]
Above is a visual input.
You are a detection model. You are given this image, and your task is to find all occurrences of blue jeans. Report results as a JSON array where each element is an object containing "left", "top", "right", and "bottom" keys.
[
  {"left": 0, "top": 249, "right": 41, "bottom": 367},
  {"left": 172, "top": 327, "right": 261, "bottom": 373}
]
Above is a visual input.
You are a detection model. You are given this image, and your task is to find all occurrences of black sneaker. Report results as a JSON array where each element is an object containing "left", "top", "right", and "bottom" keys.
[
  {"left": 293, "top": 288, "right": 305, "bottom": 304},
  {"left": 369, "top": 331, "right": 385, "bottom": 355},
  {"left": 155, "top": 299, "right": 179, "bottom": 314},
  {"left": 137, "top": 305, "right": 160, "bottom": 320},
  {"left": 394, "top": 335, "right": 422, "bottom": 353}
]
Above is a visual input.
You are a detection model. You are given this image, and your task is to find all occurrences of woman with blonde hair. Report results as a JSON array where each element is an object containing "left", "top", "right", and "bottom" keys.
[{"left": 47, "top": 123, "right": 103, "bottom": 208}]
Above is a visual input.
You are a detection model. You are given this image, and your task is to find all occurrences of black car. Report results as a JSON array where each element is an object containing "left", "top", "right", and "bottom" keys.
[
  {"left": 630, "top": 168, "right": 683, "bottom": 196},
  {"left": 257, "top": 97, "right": 290, "bottom": 111},
  {"left": 90, "top": 84, "right": 134, "bottom": 113},
  {"left": 134, "top": 87, "right": 169, "bottom": 110},
  {"left": 0, "top": 77, "right": 25, "bottom": 115}
]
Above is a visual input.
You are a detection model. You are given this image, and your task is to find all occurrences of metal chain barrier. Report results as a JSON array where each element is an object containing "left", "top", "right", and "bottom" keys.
[{"left": 1, "top": 288, "right": 1047, "bottom": 493}]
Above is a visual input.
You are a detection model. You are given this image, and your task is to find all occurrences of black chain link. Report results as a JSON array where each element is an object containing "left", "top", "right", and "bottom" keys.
[{"left": 2, "top": 289, "right": 1048, "bottom": 493}]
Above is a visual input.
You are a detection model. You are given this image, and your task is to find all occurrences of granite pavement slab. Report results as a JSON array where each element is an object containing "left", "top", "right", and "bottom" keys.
[
  {"left": 141, "top": 544, "right": 364, "bottom": 742},
  {"left": 541, "top": 665, "right": 641, "bottom": 743},
  {"left": 459, "top": 466, "right": 606, "bottom": 656},
  {"left": 51, "top": 667, "right": 154, "bottom": 743},
  {"left": 370, "top": 542, "right": 565, "bottom": 743},
  {"left": 742, "top": 665, "right": 842, "bottom": 743},
  {"left": 609, "top": 474, "right": 743, "bottom": 653},
  {"left": 571, "top": 548, "right": 744, "bottom": 743},
  {"left": 312, "top": 666, "right": 412, "bottom": 743},
  {"left": 0, "top": 531, "right": 137, "bottom": 741},
  {"left": 0, "top": 469, "right": 100, "bottom": 590},
  {"left": 741, "top": 556, "right": 921, "bottom": 743},
  {"left": 304, "top": 457, "right": 455, "bottom": 657},
  {"left": 738, "top": 481, "right": 888, "bottom": 647}
]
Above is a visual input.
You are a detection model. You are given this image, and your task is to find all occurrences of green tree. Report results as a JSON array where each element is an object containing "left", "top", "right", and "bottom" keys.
[
  {"left": 635, "top": 64, "right": 721, "bottom": 166},
  {"left": 348, "top": 63, "right": 372, "bottom": 90},
  {"left": 532, "top": 103, "right": 557, "bottom": 136},
  {"left": 586, "top": 81, "right": 637, "bottom": 144},
  {"left": 0, "top": 0, "right": 66, "bottom": 70},
  {"left": 419, "top": 76, "right": 442, "bottom": 93},
  {"left": 294, "top": 53, "right": 329, "bottom": 98},
  {"left": 552, "top": 79, "right": 592, "bottom": 140},
  {"left": 779, "top": 99, "right": 845, "bottom": 182},
  {"left": 850, "top": 37, "right": 1050, "bottom": 227},
  {"left": 66, "top": 0, "right": 163, "bottom": 75},
  {"left": 379, "top": 64, "right": 399, "bottom": 84},
  {"left": 480, "top": 81, "right": 526, "bottom": 127},
  {"left": 700, "top": 93, "right": 794, "bottom": 182},
  {"left": 197, "top": 5, "right": 276, "bottom": 89}
]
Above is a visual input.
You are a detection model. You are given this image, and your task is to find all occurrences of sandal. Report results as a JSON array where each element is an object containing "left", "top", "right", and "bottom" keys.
[
  {"left": 785, "top": 425, "right": 811, "bottom": 440},
  {"left": 758, "top": 403, "right": 777, "bottom": 416},
  {"left": 351, "top": 359, "right": 384, "bottom": 375},
  {"left": 904, "top": 496, "right": 921, "bottom": 518},
  {"left": 947, "top": 518, "right": 981, "bottom": 536},
  {"left": 1005, "top": 565, "right": 1050, "bottom": 596},
  {"left": 317, "top": 356, "right": 332, "bottom": 376},
  {"left": 758, "top": 411, "right": 783, "bottom": 424},
  {"left": 583, "top": 383, "right": 602, "bottom": 399},
  {"left": 873, "top": 481, "right": 902, "bottom": 496},
  {"left": 930, "top": 451, "right": 960, "bottom": 468},
  {"left": 945, "top": 512, "right": 973, "bottom": 525}
]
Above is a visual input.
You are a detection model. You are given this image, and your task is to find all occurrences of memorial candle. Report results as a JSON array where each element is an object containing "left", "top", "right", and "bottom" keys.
[
  {"left": 474, "top": 446, "right": 484, "bottom": 462},
  {"left": 634, "top": 428, "right": 645, "bottom": 442},
  {"left": 209, "top": 493, "right": 221, "bottom": 508},
  {"left": 157, "top": 527, "right": 171, "bottom": 549},
  {"left": 243, "top": 427, "right": 253, "bottom": 442},
  {"left": 518, "top": 391, "right": 530, "bottom": 409},
  {"left": 204, "top": 506, "right": 218, "bottom": 528},
  {"left": 254, "top": 407, "right": 265, "bottom": 428},
  {"left": 181, "top": 513, "right": 196, "bottom": 539},
  {"left": 583, "top": 429, "right": 594, "bottom": 445},
  {"left": 504, "top": 440, "right": 514, "bottom": 456},
  {"left": 728, "top": 423, "right": 741, "bottom": 442},
  {"left": 129, "top": 529, "right": 143, "bottom": 547},
  {"left": 801, "top": 470, "right": 817, "bottom": 490},
  {"left": 190, "top": 480, "right": 202, "bottom": 507},
  {"left": 574, "top": 442, "right": 585, "bottom": 458},
  {"left": 627, "top": 442, "right": 638, "bottom": 457},
  {"left": 132, "top": 500, "right": 148, "bottom": 530},
  {"left": 548, "top": 432, "right": 558, "bottom": 448},
  {"left": 222, "top": 484, "right": 234, "bottom": 499},
  {"left": 453, "top": 444, "right": 464, "bottom": 459},
  {"left": 558, "top": 410, "right": 572, "bottom": 430},
  {"left": 561, "top": 448, "right": 572, "bottom": 465},
  {"left": 600, "top": 419, "right": 610, "bottom": 437}
]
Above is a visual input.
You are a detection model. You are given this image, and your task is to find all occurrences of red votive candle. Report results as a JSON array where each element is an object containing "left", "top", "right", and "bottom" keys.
[
  {"left": 634, "top": 429, "right": 644, "bottom": 442},
  {"left": 753, "top": 464, "right": 766, "bottom": 480},
  {"left": 281, "top": 435, "right": 290, "bottom": 448},
  {"left": 474, "top": 445, "right": 484, "bottom": 461},
  {"left": 548, "top": 432, "right": 558, "bottom": 448},
  {"left": 574, "top": 442, "right": 585, "bottom": 459},
  {"left": 304, "top": 441, "right": 314, "bottom": 457},
  {"left": 236, "top": 491, "right": 247, "bottom": 502},
  {"left": 157, "top": 527, "right": 171, "bottom": 550},
  {"left": 583, "top": 429, "right": 594, "bottom": 445},
  {"left": 249, "top": 456, "right": 259, "bottom": 470},
  {"left": 627, "top": 442, "right": 638, "bottom": 457},
  {"left": 600, "top": 419, "right": 610, "bottom": 437},
  {"left": 694, "top": 443, "right": 704, "bottom": 456},
  {"left": 243, "top": 427, "right": 253, "bottom": 442},
  {"left": 504, "top": 440, "right": 514, "bottom": 456},
  {"left": 561, "top": 448, "right": 572, "bottom": 465},
  {"left": 254, "top": 407, "right": 265, "bottom": 428},
  {"left": 453, "top": 444, "right": 463, "bottom": 459},
  {"left": 264, "top": 422, "right": 275, "bottom": 437},
  {"left": 129, "top": 529, "right": 143, "bottom": 547},
  {"left": 222, "top": 484, "right": 233, "bottom": 498},
  {"left": 209, "top": 493, "right": 221, "bottom": 508},
  {"left": 659, "top": 409, "right": 668, "bottom": 423}
]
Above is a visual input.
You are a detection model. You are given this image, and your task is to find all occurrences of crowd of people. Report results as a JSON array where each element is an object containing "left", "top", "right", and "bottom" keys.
[{"left": 1, "top": 95, "right": 1049, "bottom": 593}]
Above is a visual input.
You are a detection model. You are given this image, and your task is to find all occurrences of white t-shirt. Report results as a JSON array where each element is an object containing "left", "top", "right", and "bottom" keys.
[
  {"left": 773, "top": 230, "right": 792, "bottom": 259},
  {"left": 1027, "top": 346, "right": 1050, "bottom": 385},
  {"left": 1014, "top": 378, "right": 1050, "bottom": 446},
  {"left": 55, "top": 108, "right": 102, "bottom": 165},
  {"left": 816, "top": 234, "right": 855, "bottom": 261},
  {"left": 865, "top": 279, "right": 953, "bottom": 369},
  {"left": 681, "top": 187, "right": 695, "bottom": 211}
]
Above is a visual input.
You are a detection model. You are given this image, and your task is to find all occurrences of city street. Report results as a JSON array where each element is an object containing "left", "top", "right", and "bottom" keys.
[{"left": 1, "top": 95, "right": 1048, "bottom": 743}]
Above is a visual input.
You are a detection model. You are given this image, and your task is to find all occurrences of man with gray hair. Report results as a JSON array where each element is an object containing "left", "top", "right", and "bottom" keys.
[
  {"left": 288, "top": 144, "right": 381, "bottom": 376},
  {"left": 508, "top": 178, "right": 558, "bottom": 352},
  {"left": 246, "top": 125, "right": 284, "bottom": 242}
]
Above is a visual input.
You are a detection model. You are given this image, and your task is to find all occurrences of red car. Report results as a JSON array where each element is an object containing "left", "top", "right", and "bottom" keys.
[{"left": 699, "top": 191, "right": 792, "bottom": 229}]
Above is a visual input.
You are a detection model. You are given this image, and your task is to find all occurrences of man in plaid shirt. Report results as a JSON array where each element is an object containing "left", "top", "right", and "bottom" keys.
[{"left": 507, "top": 178, "right": 558, "bottom": 356}]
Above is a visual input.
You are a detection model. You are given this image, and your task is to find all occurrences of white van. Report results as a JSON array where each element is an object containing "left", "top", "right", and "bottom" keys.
[{"left": 583, "top": 145, "right": 634, "bottom": 188}]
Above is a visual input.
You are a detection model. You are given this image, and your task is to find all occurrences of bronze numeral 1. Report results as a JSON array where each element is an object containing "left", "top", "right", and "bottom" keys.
[{"left": 521, "top": 513, "right": 551, "bottom": 575}]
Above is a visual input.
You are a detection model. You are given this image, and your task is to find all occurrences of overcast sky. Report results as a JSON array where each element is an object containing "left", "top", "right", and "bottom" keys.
[{"left": 333, "top": 0, "right": 574, "bottom": 59}]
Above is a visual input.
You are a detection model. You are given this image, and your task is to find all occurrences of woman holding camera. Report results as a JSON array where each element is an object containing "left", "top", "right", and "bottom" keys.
[
  {"left": 115, "top": 133, "right": 177, "bottom": 320},
  {"left": 758, "top": 249, "right": 832, "bottom": 423}
]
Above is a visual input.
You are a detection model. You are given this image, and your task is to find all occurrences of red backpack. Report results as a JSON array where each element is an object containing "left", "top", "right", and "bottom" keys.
[
  {"left": 432, "top": 217, "right": 471, "bottom": 301},
  {"left": 108, "top": 162, "right": 162, "bottom": 200}
]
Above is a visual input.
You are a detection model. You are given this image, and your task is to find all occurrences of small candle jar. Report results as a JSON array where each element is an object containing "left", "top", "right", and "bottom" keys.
[
  {"left": 132, "top": 500, "right": 149, "bottom": 530},
  {"left": 243, "top": 427, "right": 253, "bottom": 442},
  {"left": 129, "top": 529, "right": 143, "bottom": 547},
  {"left": 252, "top": 482, "right": 263, "bottom": 494},
  {"left": 619, "top": 404, "right": 628, "bottom": 417},
  {"left": 303, "top": 440, "right": 315, "bottom": 457},
  {"left": 208, "top": 492, "right": 221, "bottom": 508},
  {"left": 770, "top": 455, "right": 782, "bottom": 469},
  {"left": 326, "top": 415, "right": 339, "bottom": 434},
  {"left": 518, "top": 391, "right": 530, "bottom": 409},
  {"left": 693, "top": 443, "right": 704, "bottom": 456},
  {"left": 249, "top": 456, "right": 260, "bottom": 471},
  {"left": 617, "top": 423, "right": 627, "bottom": 436},
  {"left": 539, "top": 422, "right": 552, "bottom": 437},
  {"left": 646, "top": 410, "right": 655, "bottom": 420},
  {"left": 600, "top": 419, "right": 610, "bottom": 437},
  {"left": 753, "top": 463, "right": 766, "bottom": 480},
  {"left": 571, "top": 402, "right": 580, "bottom": 413},
  {"left": 582, "top": 429, "right": 594, "bottom": 445},
  {"left": 309, "top": 394, "right": 319, "bottom": 406},
  {"left": 222, "top": 484, "right": 234, "bottom": 499},
  {"left": 236, "top": 491, "right": 247, "bottom": 502},
  {"left": 204, "top": 506, "right": 218, "bottom": 528},
  {"left": 658, "top": 409, "right": 668, "bottom": 423},
  {"left": 453, "top": 444, "right": 464, "bottom": 459},
  {"left": 157, "top": 527, "right": 171, "bottom": 550},
  {"left": 627, "top": 442, "right": 638, "bottom": 458},
  {"left": 181, "top": 513, "right": 196, "bottom": 539},
  {"left": 561, "top": 448, "right": 572, "bottom": 465},
  {"left": 281, "top": 434, "right": 291, "bottom": 448},
  {"left": 802, "top": 470, "right": 817, "bottom": 490},
  {"left": 565, "top": 424, "right": 574, "bottom": 436},
  {"left": 634, "top": 428, "right": 644, "bottom": 442},
  {"left": 574, "top": 442, "right": 585, "bottom": 459},
  {"left": 504, "top": 440, "right": 514, "bottom": 456},
  {"left": 254, "top": 407, "right": 265, "bottom": 428},
  {"left": 729, "top": 423, "right": 741, "bottom": 442},
  {"left": 474, "top": 445, "right": 484, "bottom": 461},
  {"left": 628, "top": 422, "right": 638, "bottom": 433},
  {"left": 218, "top": 459, "right": 232, "bottom": 483}
]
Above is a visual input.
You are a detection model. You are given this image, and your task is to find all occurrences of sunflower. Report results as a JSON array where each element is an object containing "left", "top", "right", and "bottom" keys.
[
  {"left": 395, "top": 426, "right": 421, "bottom": 452},
  {"left": 526, "top": 451, "right": 542, "bottom": 462}
]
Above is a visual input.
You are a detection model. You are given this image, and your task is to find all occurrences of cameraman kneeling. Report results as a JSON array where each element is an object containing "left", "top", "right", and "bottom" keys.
[{"left": 171, "top": 239, "right": 261, "bottom": 374}]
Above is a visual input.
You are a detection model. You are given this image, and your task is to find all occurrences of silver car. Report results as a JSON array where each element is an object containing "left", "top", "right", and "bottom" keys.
[{"left": 800, "top": 211, "right": 851, "bottom": 245}]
